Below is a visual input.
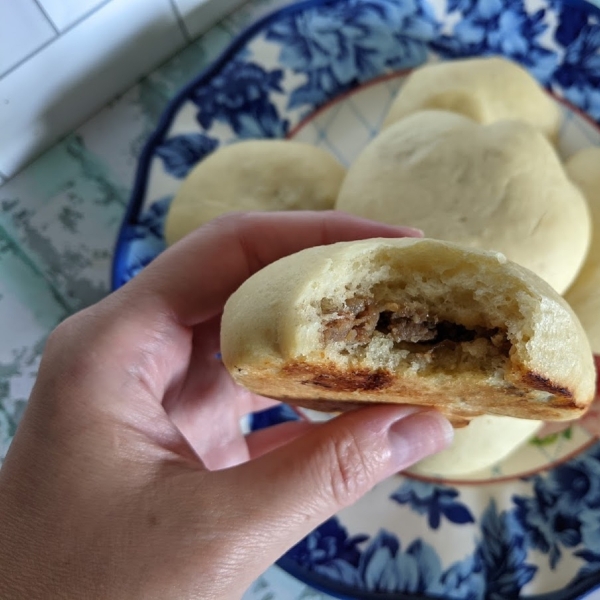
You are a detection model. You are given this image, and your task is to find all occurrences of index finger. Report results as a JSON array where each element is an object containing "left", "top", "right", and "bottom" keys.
[{"left": 128, "top": 211, "right": 422, "bottom": 326}]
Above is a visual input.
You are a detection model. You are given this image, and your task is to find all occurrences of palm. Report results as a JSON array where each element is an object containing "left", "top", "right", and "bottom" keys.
[{"left": 161, "top": 315, "right": 279, "bottom": 469}]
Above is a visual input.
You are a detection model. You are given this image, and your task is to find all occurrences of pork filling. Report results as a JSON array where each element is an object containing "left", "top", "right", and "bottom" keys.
[{"left": 321, "top": 298, "right": 510, "bottom": 355}]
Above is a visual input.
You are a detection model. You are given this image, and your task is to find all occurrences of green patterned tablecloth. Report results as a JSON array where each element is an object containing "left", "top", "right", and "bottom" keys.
[{"left": 0, "top": 1, "right": 329, "bottom": 597}]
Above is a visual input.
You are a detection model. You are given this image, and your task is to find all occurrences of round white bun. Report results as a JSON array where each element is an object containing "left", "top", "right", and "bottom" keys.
[
  {"left": 336, "top": 110, "right": 591, "bottom": 293},
  {"left": 165, "top": 140, "right": 346, "bottom": 244},
  {"left": 221, "top": 238, "right": 596, "bottom": 425},
  {"left": 410, "top": 414, "right": 542, "bottom": 476},
  {"left": 565, "top": 147, "right": 600, "bottom": 353},
  {"left": 383, "top": 56, "right": 561, "bottom": 142}
]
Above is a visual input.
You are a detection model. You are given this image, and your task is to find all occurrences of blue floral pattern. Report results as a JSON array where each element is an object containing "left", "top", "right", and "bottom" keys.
[
  {"left": 476, "top": 500, "right": 537, "bottom": 598},
  {"left": 122, "top": 197, "right": 170, "bottom": 281},
  {"left": 191, "top": 58, "right": 289, "bottom": 138},
  {"left": 155, "top": 133, "right": 219, "bottom": 178},
  {"left": 287, "top": 521, "right": 480, "bottom": 597},
  {"left": 440, "top": 555, "right": 485, "bottom": 600},
  {"left": 285, "top": 509, "right": 536, "bottom": 598},
  {"left": 287, "top": 518, "right": 367, "bottom": 586},
  {"left": 265, "top": 0, "right": 436, "bottom": 111},
  {"left": 359, "top": 533, "right": 447, "bottom": 594},
  {"left": 391, "top": 480, "right": 475, "bottom": 529},
  {"left": 250, "top": 403, "right": 300, "bottom": 430},
  {"left": 116, "top": 0, "right": 600, "bottom": 597},
  {"left": 432, "top": 0, "right": 557, "bottom": 82},
  {"left": 514, "top": 443, "right": 600, "bottom": 571},
  {"left": 551, "top": 9, "right": 600, "bottom": 121}
]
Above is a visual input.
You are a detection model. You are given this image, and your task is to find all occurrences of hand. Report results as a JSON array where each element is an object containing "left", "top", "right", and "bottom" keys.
[{"left": 0, "top": 211, "right": 453, "bottom": 600}]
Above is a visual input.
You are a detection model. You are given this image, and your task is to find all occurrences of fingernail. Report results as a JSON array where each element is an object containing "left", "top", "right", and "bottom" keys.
[
  {"left": 402, "top": 227, "right": 424, "bottom": 237},
  {"left": 387, "top": 412, "right": 454, "bottom": 470}
]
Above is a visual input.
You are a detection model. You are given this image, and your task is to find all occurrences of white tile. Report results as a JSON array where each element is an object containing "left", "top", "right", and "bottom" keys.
[
  {"left": 173, "top": 0, "right": 249, "bottom": 38},
  {"left": 77, "top": 25, "right": 234, "bottom": 190},
  {"left": 0, "top": 0, "right": 56, "bottom": 76},
  {"left": 0, "top": 0, "right": 186, "bottom": 179},
  {"left": 37, "top": 0, "right": 108, "bottom": 32}
]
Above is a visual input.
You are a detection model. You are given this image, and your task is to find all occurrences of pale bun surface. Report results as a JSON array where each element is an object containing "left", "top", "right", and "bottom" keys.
[
  {"left": 383, "top": 56, "right": 561, "bottom": 141},
  {"left": 221, "top": 238, "right": 596, "bottom": 425},
  {"left": 165, "top": 140, "right": 345, "bottom": 244},
  {"left": 565, "top": 147, "right": 600, "bottom": 353},
  {"left": 336, "top": 111, "right": 591, "bottom": 293},
  {"left": 409, "top": 414, "right": 542, "bottom": 476}
]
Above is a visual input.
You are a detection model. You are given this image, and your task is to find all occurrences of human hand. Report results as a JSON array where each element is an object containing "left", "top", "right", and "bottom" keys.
[{"left": 0, "top": 211, "right": 453, "bottom": 600}]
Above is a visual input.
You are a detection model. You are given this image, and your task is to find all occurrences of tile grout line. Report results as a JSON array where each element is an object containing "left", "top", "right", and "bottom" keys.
[
  {"left": 31, "top": 0, "right": 60, "bottom": 34},
  {"left": 168, "top": 0, "right": 192, "bottom": 43},
  {"left": 0, "top": 0, "right": 116, "bottom": 80},
  {"left": 42, "top": 0, "right": 116, "bottom": 38},
  {"left": 0, "top": 222, "right": 73, "bottom": 315},
  {"left": 0, "top": 36, "right": 58, "bottom": 80},
  {"left": 211, "top": 1, "right": 257, "bottom": 37}
]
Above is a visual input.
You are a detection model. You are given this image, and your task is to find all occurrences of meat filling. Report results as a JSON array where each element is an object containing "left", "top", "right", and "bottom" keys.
[{"left": 322, "top": 298, "right": 508, "bottom": 353}]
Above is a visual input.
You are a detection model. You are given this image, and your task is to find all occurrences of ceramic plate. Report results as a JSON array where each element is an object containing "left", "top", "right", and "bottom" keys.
[{"left": 112, "top": 0, "right": 600, "bottom": 597}]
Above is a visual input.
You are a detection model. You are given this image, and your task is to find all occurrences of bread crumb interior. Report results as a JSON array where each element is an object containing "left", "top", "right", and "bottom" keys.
[
  {"left": 314, "top": 263, "right": 534, "bottom": 376},
  {"left": 321, "top": 294, "right": 509, "bottom": 374}
]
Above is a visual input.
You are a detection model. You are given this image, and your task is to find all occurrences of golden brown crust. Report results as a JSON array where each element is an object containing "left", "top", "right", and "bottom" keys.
[
  {"left": 230, "top": 358, "right": 588, "bottom": 426},
  {"left": 282, "top": 362, "right": 393, "bottom": 392}
]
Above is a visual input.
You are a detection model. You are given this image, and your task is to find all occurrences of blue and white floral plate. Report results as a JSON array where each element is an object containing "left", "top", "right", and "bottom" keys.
[{"left": 112, "top": 0, "right": 600, "bottom": 597}]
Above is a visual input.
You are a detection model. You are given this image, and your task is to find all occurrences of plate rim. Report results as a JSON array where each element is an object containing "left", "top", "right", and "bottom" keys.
[{"left": 276, "top": 555, "right": 600, "bottom": 600}]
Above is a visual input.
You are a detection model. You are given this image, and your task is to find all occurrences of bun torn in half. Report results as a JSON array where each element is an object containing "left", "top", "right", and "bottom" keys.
[{"left": 221, "top": 238, "right": 596, "bottom": 425}]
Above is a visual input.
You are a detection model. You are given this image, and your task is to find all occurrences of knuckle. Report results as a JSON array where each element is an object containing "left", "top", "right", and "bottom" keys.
[
  {"left": 44, "top": 312, "right": 84, "bottom": 356},
  {"left": 322, "top": 426, "right": 374, "bottom": 507},
  {"left": 41, "top": 308, "right": 105, "bottom": 384}
]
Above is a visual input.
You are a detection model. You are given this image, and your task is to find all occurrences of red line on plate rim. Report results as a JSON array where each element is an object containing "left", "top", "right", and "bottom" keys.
[
  {"left": 285, "top": 69, "right": 415, "bottom": 139},
  {"left": 286, "top": 67, "right": 600, "bottom": 140},
  {"left": 402, "top": 436, "right": 599, "bottom": 487},
  {"left": 295, "top": 411, "right": 599, "bottom": 487}
]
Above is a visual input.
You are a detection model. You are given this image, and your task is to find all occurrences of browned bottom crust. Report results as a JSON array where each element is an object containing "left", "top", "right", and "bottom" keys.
[{"left": 230, "top": 358, "right": 583, "bottom": 427}]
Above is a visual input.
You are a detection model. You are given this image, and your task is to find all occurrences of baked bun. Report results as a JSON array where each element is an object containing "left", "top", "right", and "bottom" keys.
[
  {"left": 221, "top": 238, "right": 595, "bottom": 425},
  {"left": 410, "top": 414, "right": 542, "bottom": 476},
  {"left": 565, "top": 147, "right": 600, "bottom": 353},
  {"left": 383, "top": 57, "right": 561, "bottom": 141},
  {"left": 336, "top": 111, "right": 591, "bottom": 293},
  {"left": 165, "top": 140, "right": 345, "bottom": 244}
]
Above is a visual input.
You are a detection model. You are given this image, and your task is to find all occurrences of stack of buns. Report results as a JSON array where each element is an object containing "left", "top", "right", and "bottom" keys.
[{"left": 166, "top": 56, "right": 599, "bottom": 477}]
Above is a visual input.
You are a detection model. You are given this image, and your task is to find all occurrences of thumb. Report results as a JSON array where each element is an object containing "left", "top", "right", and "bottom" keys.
[{"left": 221, "top": 405, "right": 453, "bottom": 570}]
